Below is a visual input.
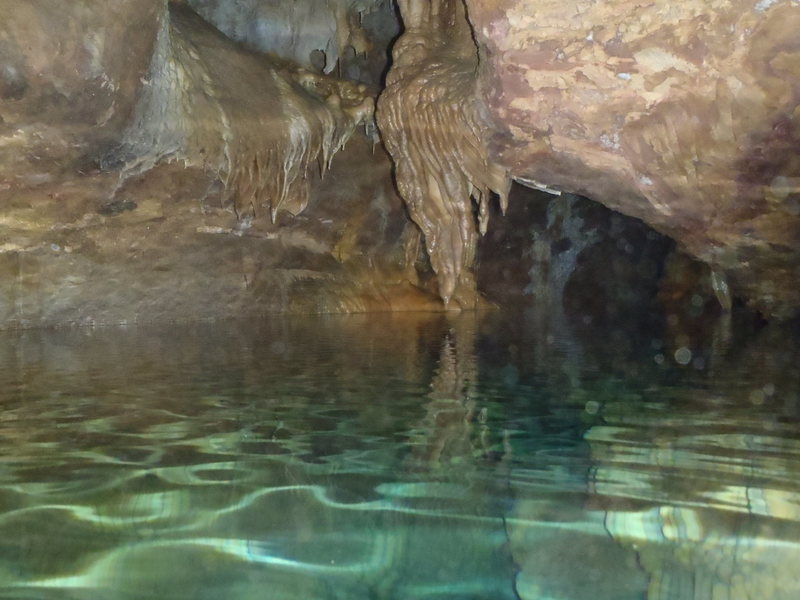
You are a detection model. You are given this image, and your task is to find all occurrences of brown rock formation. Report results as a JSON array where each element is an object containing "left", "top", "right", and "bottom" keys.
[
  {"left": 0, "top": 0, "right": 164, "bottom": 176},
  {"left": 0, "top": 2, "right": 437, "bottom": 327},
  {"left": 106, "top": 3, "right": 375, "bottom": 221},
  {"left": 0, "top": 134, "right": 441, "bottom": 327},
  {"left": 4, "top": 0, "right": 798, "bottom": 324},
  {"left": 376, "top": 0, "right": 511, "bottom": 306},
  {"left": 379, "top": 0, "right": 800, "bottom": 318}
]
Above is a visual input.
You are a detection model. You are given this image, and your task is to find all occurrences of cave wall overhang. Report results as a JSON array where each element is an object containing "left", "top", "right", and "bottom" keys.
[
  {"left": 0, "top": 0, "right": 441, "bottom": 328},
  {"left": 3, "top": 0, "right": 799, "bottom": 325},
  {"left": 378, "top": 0, "right": 800, "bottom": 318}
]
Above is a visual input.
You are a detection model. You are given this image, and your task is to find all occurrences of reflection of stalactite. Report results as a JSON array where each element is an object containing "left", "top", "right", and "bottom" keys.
[{"left": 408, "top": 315, "right": 492, "bottom": 470}]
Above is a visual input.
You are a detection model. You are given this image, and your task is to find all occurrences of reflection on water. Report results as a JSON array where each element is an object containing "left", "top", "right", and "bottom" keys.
[{"left": 0, "top": 311, "right": 797, "bottom": 599}]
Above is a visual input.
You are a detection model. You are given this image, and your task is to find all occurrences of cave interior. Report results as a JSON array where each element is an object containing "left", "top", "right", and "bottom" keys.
[
  {"left": 1, "top": 0, "right": 797, "bottom": 328},
  {"left": 1, "top": 2, "right": 800, "bottom": 598}
]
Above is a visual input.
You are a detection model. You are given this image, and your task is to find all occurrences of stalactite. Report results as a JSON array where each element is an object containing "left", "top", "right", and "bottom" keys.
[
  {"left": 103, "top": 2, "right": 373, "bottom": 221},
  {"left": 186, "top": 0, "right": 391, "bottom": 80},
  {"left": 376, "top": 0, "right": 510, "bottom": 305}
]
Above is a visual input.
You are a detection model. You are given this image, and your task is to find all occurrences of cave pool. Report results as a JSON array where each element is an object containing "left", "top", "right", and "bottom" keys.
[{"left": 0, "top": 310, "right": 797, "bottom": 599}]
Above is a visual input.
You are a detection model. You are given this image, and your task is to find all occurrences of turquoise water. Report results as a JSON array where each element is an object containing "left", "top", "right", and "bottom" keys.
[{"left": 0, "top": 311, "right": 798, "bottom": 599}]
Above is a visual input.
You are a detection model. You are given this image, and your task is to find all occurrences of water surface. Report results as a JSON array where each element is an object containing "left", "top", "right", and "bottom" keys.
[{"left": 0, "top": 311, "right": 798, "bottom": 599}]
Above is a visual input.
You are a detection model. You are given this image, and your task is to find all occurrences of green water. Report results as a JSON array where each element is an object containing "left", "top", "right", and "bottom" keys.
[{"left": 0, "top": 311, "right": 798, "bottom": 599}]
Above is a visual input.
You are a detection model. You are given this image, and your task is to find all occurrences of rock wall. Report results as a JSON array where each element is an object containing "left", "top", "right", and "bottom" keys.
[
  {"left": 0, "top": 0, "right": 164, "bottom": 178},
  {"left": 5, "top": 0, "right": 798, "bottom": 324},
  {"left": 186, "top": 0, "right": 398, "bottom": 84},
  {"left": 0, "top": 2, "right": 436, "bottom": 328},
  {"left": 105, "top": 3, "right": 374, "bottom": 221},
  {"left": 0, "top": 135, "right": 440, "bottom": 327},
  {"left": 380, "top": 0, "right": 800, "bottom": 318},
  {"left": 376, "top": 0, "right": 510, "bottom": 306}
]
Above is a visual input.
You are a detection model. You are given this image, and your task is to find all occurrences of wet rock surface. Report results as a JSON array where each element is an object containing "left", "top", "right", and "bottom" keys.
[
  {"left": 379, "top": 0, "right": 800, "bottom": 318},
  {"left": 106, "top": 3, "right": 376, "bottom": 221},
  {"left": 2, "top": 0, "right": 798, "bottom": 325},
  {"left": 0, "top": 134, "right": 438, "bottom": 328},
  {"left": 0, "top": 2, "right": 436, "bottom": 328},
  {"left": 376, "top": 0, "right": 511, "bottom": 307}
]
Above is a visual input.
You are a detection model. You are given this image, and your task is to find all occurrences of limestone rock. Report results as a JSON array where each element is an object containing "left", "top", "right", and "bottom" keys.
[
  {"left": 0, "top": 2, "right": 436, "bottom": 327},
  {"left": 376, "top": 0, "right": 510, "bottom": 306},
  {"left": 186, "top": 0, "right": 398, "bottom": 84},
  {"left": 0, "top": 0, "right": 164, "bottom": 178},
  {"left": 0, "top": 134, "right": 441, "bottom": 328},
  {"left": 380, "top": 0, "right": 800, "bottom": 318}
]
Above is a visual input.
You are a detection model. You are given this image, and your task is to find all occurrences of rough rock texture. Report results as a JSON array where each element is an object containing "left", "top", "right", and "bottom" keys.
[
  {"left": 376, "top": 0, "right": 511, "bottom": 306},
  {"left": 0, "top": 2, "right": 438, "bottom": 328},
  {"left": 186, "top": 0, "right": 399, "bottom": 84},
  {"left": 0, "top": 133, "right": 439, "bottom": 328},
  {"left": 380, "top": 0, "right": 800, "bottom": 318},
  {"left": 106, "top": 3, "right": 375, "bottom": 221},
  {"left": 0, "top": 0, "right": 164, "bottom": 178},
  {"left": 7, "top": 0, "right": 796, "bottom": 324}
]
